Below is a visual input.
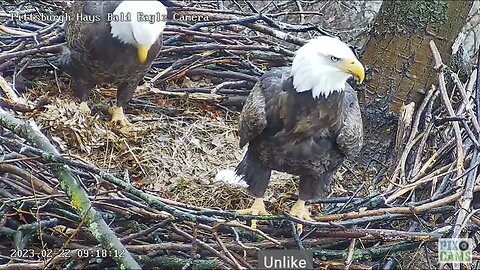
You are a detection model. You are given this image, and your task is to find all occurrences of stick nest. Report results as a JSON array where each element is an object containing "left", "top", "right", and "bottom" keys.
[{"left": 1, "top": 1, "right": 478, "bottom": 269}]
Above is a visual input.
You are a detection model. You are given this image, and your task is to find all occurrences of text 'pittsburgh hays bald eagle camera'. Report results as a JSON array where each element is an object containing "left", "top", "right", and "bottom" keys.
[
  {"left": 218, "top": 36, "right": 364, "bottom": 233},
  {"left": 63, "top": 0, "right": 167, "bottom": 127}
]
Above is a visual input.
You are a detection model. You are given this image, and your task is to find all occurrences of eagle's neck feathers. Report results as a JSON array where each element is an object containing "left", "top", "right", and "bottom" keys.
[{"left": 290, "top": 65, "right": 350, "bottom": 99}]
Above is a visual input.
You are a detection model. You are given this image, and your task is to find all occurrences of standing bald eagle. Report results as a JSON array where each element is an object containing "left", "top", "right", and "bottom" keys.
[
  {"left": 63, "top": 0, "right": 167, "bottom": 126},
  {"left": 233, "top": 36, "right": 364, "bottom": 231}
]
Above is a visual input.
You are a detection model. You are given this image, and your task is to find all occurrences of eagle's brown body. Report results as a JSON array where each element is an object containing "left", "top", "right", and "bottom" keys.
[
  {"left": 237, "top": 67, "right": 363, "bottom": 201},
  {"left": 63, "top": 1, "right": 163, "bottom": 108}
]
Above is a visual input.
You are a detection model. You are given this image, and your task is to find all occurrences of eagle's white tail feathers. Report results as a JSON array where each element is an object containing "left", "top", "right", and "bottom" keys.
[{"left": 215, "top": 169, "right": 247, "bottom": 187}]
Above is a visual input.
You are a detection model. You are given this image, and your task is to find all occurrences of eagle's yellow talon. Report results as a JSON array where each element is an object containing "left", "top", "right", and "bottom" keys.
[
  {"left": 109, "top": 106, "right": 132, "bottom": 127},
  {"left": 237, "top": 198, "right": 270, "bottom": 229},
  {"left": 79, "top": 102, "right": 91, "bottom": 114},
  {"left": 289, "top": 199, "right": 313, "bottom": 234}
]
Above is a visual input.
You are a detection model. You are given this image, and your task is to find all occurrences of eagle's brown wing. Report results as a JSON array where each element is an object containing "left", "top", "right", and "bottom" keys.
[
  {"left": 63, "top": 1, "right": 121, "bottom": 102},
  {"left": 238, "top": 68, "right": 289, "bottom": 148},
  {"left": 64, "top": 1, "right": 162, "bottom": 107},
  {"left": 336, "top": 84, "right": 363, "bottom": 157},
  {"left": 238, "top": 82, "right": 266, "bottom": 148},
  {"left": 65, "top": 1, "right": 119, "bottom": 57}
]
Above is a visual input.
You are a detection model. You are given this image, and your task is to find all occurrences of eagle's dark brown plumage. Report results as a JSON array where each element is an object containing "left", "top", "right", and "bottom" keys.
[
  {"left": 63, "top": 1, "right": 166, "bottom": 126},
  {"left": 231, "top": 36, "right": 364, "bottom": 232},
  {"left": 238, "top": 69, "right": 363, "bottom": 197}
]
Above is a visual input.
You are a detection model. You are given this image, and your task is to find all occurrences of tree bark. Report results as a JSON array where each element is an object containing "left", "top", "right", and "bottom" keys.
[{"left": 358, "top": 1, "right": 473, "bottom": 170}]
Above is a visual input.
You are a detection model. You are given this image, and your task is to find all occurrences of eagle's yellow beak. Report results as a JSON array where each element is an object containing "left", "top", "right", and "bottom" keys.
[
  {"left": 137, "top": 45, "right": 149, "bottom": 64},
  {"left": 341, "top": 58, "right": 365, "bottom": 83}
]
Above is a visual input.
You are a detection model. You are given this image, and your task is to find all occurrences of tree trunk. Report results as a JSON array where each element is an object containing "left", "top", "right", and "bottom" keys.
[{"left": 358, "top": 1, "right": 473, "bottom": 174}]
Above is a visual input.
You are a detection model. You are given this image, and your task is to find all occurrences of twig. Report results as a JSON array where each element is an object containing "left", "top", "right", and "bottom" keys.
[
  {"left": 451, "top": 47, "right": 480, "bottom": 238},
  {"left": 312, "top": 241, "right": 422, "bottom": 260},
  {"left": 0, "top": 112, "right": 141, "bottom": 269},
  {"left": 429, "top": 41, "right": 464, "bottom": 180},
  {"left": 212, "top": 230, "right": 245, "bottom": 269},
  {"left": 344, "top": 237, "right": 357, "bottom": 270},
  {"left": 159, "top": 44, "right": 294, "bottom": 56},
  {"left": 0, "top": 135, "right": 219, "bottom": 224},
  {"left": 316, "top": 186, "right": 480, "bottom": 222},
  {"left": 0, "top": 75, "right": 29, "bottom": 106},
  {"left": 171, "top": 223, "right": 237, "bottom": 269},
  {"left": 451, "top": 72, "right": 480, "bottom": 134}
]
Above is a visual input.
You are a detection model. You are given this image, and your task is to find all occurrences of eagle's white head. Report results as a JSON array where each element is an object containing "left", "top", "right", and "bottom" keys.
[
  {"left": 291, "top": 36, "right": 365, "bottom": 99},
  {"left": 110, "top": 0, "right": 167, "bottom": 64}
]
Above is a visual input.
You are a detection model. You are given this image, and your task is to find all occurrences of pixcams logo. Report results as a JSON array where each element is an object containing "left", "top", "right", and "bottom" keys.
[{"left": 438, "top": 238, "right": 472, "bottom": 263}]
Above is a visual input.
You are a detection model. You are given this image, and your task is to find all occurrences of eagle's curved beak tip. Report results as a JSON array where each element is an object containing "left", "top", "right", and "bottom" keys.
[{"left": 343, "top": 58, "right": 365, "bottom": 84}]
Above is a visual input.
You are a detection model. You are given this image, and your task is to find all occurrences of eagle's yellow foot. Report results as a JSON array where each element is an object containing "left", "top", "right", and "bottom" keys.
[
  {"left": 237, "top": 197, "right": 270, "bottom": 229},
  {"left": 79, "top": 102, "right": 91, "bottom": 114},
  {"left": 109, "top": 106, "right": 132, "bottom": 127},
  {"left": 289, "top": 199, "right": 313, "bottom": 234}
]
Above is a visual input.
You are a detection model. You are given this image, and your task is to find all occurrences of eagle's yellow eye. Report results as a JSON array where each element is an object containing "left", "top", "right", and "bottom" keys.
[{"left": 330, "top": 56, "right": 340, "bottom": 62}]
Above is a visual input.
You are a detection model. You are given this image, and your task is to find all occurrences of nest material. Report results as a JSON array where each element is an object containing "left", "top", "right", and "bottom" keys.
[
  {"left": 35, "top": 98, "right": 119, "bottom": 153},
  {"left": 1, "top": 1, "right": 479, "bottom": 270}
]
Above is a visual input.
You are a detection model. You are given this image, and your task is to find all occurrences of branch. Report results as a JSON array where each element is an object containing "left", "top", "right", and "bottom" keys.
[
  {"left": 0, "top": 111, "right": 141, "bottom": 270},
  {"left": 316, "top": 187, "right": 480, "bottom": 222},
  {"left": 0, "top": 135, "right": 219, "bottom": 224},
  {"left": 429, "top": 40, "right": 464, "bottom": 180},
  {"left": 451, "top": 47, "right": 480, "bottom": 238},
  {"left": 312, "top": 241, "right": 421, "bottom": 260}
]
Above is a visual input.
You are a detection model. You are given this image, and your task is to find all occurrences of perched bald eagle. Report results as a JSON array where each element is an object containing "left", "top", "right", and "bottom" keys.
[
  {"left": 232, "top": 36, "right": 364, "bottom": 231},
  {"left": 63, "top": 0, "right": 167, "bottom": 126}
]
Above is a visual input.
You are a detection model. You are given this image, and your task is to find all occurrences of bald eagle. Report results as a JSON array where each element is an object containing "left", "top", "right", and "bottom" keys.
[
  {"left": 233, "top": 36, "right": 364, "bottom": 231},
  {"left": 63, "top": 0, "right": 167, "bottom": 126}
]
